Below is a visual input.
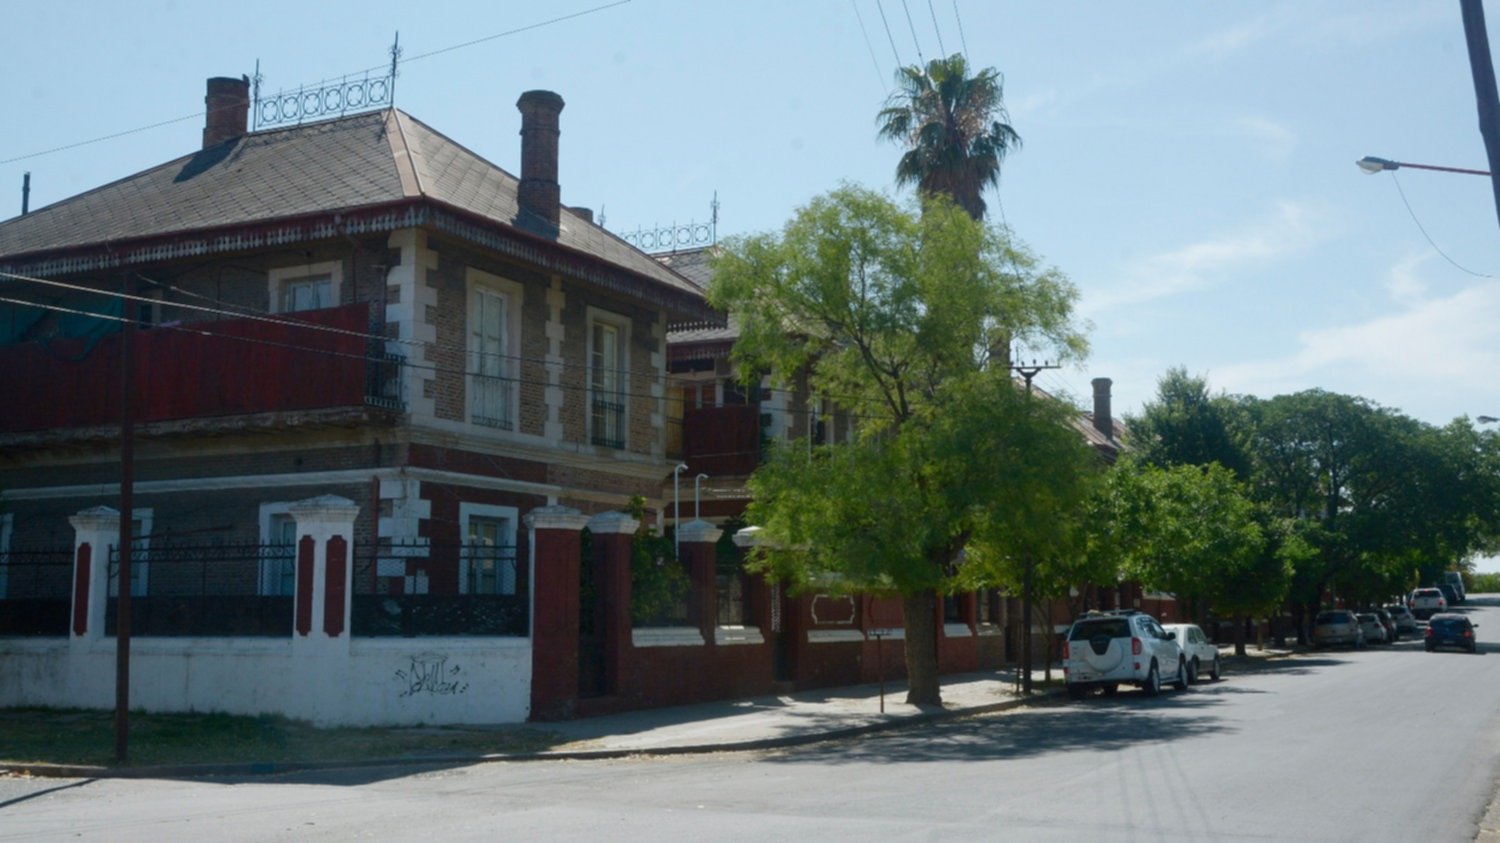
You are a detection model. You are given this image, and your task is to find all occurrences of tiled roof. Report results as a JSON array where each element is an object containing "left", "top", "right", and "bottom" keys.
[{"left": 0, "top": 109, "right": 702, "bottom": 303}]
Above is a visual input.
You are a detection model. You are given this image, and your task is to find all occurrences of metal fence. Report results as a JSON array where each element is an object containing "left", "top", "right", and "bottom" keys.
[
  {"left": 105, "top": 541, "right": 294, "bottom": 637},
  {"left": 0, "top": 545, "right": 74, "bottom": 636},
  {"left": 351, "top": 540, "right": 527, "bottom": 637}
]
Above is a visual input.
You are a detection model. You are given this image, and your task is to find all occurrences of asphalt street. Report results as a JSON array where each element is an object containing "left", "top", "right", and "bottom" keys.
[{"left": 5, "top": 601, "right": 1500, "bottom": 841}]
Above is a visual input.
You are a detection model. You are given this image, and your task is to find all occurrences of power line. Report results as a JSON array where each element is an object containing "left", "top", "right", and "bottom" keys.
[
  {"left": 0, "top": 2, "right": 632, "bottom": 167},
  {"left": 1386, "top": 171, "right": 1495, "bottom": 278},
  {"left": 875, "top": 0, "right": 905, "bottom": 68},
  {"left": 952, "top": 0, "right": 970, "bottom": 61},
  {"left": 927, "top": 0, "right": 947, "bottom": 58},
  {"left": 900, "top": 0, "right": 926, "bottom": 65},
  {"left": 850, "top": 0, "right": 890, "bottom": 92}
]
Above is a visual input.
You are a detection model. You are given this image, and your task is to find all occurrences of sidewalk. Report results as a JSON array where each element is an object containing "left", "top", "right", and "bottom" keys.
[
  {"left": 4, "top": 649, "right": 1301, "bottom": 780},
  {"left": 0, "top": 668, "right": 1041, "bottom": 780}
]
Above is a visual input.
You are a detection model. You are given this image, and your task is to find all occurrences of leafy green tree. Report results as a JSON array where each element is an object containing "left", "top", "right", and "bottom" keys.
[
  {"left": 1240, "top": 391, "right": 1500, "bottom": 635},
  {"left": 710, "top": 186, "right": 1088, "bottom": 704},
  {"left": 877, "top": 54, "right": 1021, "bottom": 221},
  {"left": 1093, "top": 458, "right": 1273, "bottom": 650},
  {"left": 1129, "top": 367, "right": 1250, "bottom": 477}
]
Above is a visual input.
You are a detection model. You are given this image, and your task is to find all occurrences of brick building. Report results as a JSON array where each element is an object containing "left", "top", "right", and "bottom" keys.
[{"left": 0, "top": 76, "right": 716, "bottom": 725}]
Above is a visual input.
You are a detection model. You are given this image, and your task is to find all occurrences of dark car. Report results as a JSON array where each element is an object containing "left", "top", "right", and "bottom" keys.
[
  {"left": 1425, "top": 613, "right": 1478, "bottom": 653},
  {"left": 1436, "top": 582, "right": 1461, "bottom": 608}
]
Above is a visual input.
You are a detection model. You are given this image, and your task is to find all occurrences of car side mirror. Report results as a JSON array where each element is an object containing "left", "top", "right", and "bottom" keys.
[{"left": 1166, "top": 631, "right": 1177, "bottom": 640}]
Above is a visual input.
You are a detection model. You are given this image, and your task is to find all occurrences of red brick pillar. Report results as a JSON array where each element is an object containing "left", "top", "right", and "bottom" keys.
[
  {"left": 678, "top": 520, "right": 723, "bottom": 645},
  {"left": 288, "top": 495, "right": 361, "bottom": 641},
  {"left": 68, "top": 506, "right": 121, "bottom": 641},
  {"left": 526, "top": 505, "right": 590, "bottom": 721},
  {"left": 587, "top": 511, "right": 638, "bottom": 696}
]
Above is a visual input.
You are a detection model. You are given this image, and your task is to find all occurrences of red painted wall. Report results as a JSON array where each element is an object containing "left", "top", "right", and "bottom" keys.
[{"left": 0, "top": 304, "right": 369, "bottom": 433}]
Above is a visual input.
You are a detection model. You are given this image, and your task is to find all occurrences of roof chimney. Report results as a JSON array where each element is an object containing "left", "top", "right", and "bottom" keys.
[
  {"left": 203, "top": 75, "right": 250, "bottom": 149},
  {"left": 516, "top": 90, "right": 565, "bottom": 236},
  {"left": 1091, "top": 377, "right": 1114, "bottom": 440}
]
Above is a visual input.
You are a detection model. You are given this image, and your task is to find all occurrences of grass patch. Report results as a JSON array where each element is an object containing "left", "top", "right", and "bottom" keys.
[{"left": 0, "top": 707, "right": 565, "bottom": 768}]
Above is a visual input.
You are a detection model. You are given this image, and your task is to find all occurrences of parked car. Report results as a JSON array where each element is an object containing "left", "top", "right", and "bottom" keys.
[
  {"left": 1442, "top": 571, "right": 1467, "bottom": 605},
  {"left": 1312, "top": 610, "right": 1365, "bottom": 648},
  {"left": 1409, "top": 587, "right": 1447, "bottom": 620},
  {"left": 1356, "top": 612, "right": 1388, "bottom": 644},
  {"left": 1162, "top": 623, "right": 1222, "bottom": 683},
  {"left": 1372, "top": 608, "right": 1399, "bottom": 642},
  {"left": 1425, "top": 613, "right": 1478, "bottom": 653},
  {"left": 1385, "top": 604, "right": 1418, "bottom": 635},
  {"left": 1063, "top": 610, "right": 1188, "bottom": 699},
  {"left": 1436, "top": 582, "right": 1461, "bottom": 608}
]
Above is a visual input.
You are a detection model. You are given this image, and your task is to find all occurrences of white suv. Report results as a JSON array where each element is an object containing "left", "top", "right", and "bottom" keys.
[{"left": 1064, "top": 610, "right": 1188, "bottom": 699}]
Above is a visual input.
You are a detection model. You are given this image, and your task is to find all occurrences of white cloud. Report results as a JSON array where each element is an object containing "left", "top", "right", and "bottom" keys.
[
  {"left": 1084, "top": 200, "right": 1329, "bottom": 315},
  {"left": 1384, "top": 251, "right": 1431, "bottom": 305},
  {"left": 1209, "top": 281, "right": 1500, "bottom": 418},
  {"left": 1233, "top": 115, "right": 1297, "bottom": 163}
]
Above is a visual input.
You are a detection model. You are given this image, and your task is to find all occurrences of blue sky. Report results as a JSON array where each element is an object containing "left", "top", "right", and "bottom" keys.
[{"left": 6, "top": 1, "right": 1500, "bottom": 567}]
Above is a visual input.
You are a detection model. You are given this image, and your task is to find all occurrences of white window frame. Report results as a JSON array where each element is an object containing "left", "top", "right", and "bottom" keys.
[
  {"left": 268, "top": 260, "right": 343, "bottom": 314},
  {"left": 466, "top": 269, "right": 524, "bottom": 431},
  {"left": 257, "top": 502, "right": 299, "bottom": 597},
  {"left": 108, "top": 508, "right": 152, "bottom": 597},
  {"left": 587, "top": 306, "right": 630, "bottom": 448},
  {"left": 458, "top": 502, "right": 519, "bottom": 595}
]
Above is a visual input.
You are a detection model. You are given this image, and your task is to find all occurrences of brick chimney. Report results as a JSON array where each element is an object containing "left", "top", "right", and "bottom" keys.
[
  {"left": 516, "top": 90, "right": 565, "bottom": 236},
  {"left": 1091, "top": 377, "right": 1114, "bottom": 440},
  {"left": 203, "top": 76, "right": 250, "bottom": 149}
]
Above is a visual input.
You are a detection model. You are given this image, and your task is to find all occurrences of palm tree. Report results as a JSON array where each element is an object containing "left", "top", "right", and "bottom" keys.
[{"left": 877, "top": 53, "right": 1021, "bottom": 221}]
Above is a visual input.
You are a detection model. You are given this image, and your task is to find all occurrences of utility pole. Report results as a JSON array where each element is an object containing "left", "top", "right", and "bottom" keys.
[
  {"left": 1010, "top": 359, "right": 1058, "bottom": 695},
  {"left": 115, "top": 273, "right": 136, "bottom": 763},
  {"left": 1461, "top": 0, "right": 1500, "bottom": 234}
]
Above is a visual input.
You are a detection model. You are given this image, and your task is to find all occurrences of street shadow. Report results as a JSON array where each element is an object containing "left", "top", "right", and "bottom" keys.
[
  {"left": 0, "top": 778, "right": 96, "bottom": 811},
  {"left": 764, "top": 699, "right": 1230, "bottom": 766}
]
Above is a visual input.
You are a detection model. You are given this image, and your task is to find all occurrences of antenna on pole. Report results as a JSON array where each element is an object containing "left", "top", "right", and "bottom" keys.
[{"left": 389, "top": 32, "right": 402, "bottom": 105}]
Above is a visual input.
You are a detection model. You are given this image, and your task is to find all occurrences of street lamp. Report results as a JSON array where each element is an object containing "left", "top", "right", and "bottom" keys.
[
  {"left": 694, "top": 473, "right": 708, "bottom": 521},
  {"left": 1356, "top": 155, "right": 1491, "bottom": 177},
  {"left": 672, "top": 464, "right": 688, "bottom": 558}
]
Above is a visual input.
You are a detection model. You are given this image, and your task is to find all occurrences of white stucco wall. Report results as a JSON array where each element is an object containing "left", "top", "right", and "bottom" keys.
[{"left": 0, "top": 637, "right": 533, "bottom": 727}]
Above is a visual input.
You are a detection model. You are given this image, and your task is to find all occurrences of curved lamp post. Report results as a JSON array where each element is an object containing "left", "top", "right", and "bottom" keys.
[{"left": 1356, "top": 156, "right": 1491, "bottom": 177}]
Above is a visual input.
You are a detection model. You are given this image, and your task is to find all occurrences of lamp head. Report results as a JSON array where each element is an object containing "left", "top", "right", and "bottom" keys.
[
  {"left": 674, "top": 463, "right": 689, "bottom": 474},
  {"left": 1478, "top": 415, "right": 1498, "bottom": 424},
  {"left": 1357, "top": 156, "right": 1399, "bottom": 174}
]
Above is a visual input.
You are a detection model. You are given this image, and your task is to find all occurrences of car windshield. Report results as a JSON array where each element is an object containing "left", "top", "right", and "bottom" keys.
[
  {"left": 1069, "top": 619, "right": 1130, "bottom": 640},
  {"left": 1316, "top": 613, "right": 1350, "bottom": 624},
  {"left": 1356, "top": 614, "right": 1375, "bottom": 622},
  {"left": 1415, "top": 590, "right": 1441, "bottom": 597},
  {"left": 1431, "top": 619, "right": 1467, "bottom": 631}
]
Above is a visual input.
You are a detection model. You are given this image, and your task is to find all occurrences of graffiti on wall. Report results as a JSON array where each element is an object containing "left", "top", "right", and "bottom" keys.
[{"left": 394, "top": 654, "right": 470, "bottom": 697}]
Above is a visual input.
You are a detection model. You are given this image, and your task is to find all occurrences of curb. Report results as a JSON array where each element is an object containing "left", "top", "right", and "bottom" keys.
[{"left": 0, "top": 692, "right": 1054, "bottom": 781}]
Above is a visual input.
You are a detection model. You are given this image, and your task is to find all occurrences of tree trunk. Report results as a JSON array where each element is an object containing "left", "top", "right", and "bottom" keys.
[
  {"left": 900, "top": 590, "right": 942, "bottom": 705},
  {"left": 1234, "top": 612, "right": 1248, "bottom": 657}
]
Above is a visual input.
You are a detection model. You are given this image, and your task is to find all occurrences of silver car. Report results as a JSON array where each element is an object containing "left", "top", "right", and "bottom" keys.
[
  {"left": 1384, "top": 604, "right": 1418, "bottom": 635},
  {"left": 1312, "top": 610, "right": 1365, "bottom": 648}
]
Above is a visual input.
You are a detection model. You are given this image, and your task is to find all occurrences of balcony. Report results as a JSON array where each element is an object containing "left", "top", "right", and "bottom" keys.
[
  {"left": 680, "top": 404, "right": 763, "bottom": 477},
  {"left": 0, "top": 303, "right": 403, "bottom": 438}
]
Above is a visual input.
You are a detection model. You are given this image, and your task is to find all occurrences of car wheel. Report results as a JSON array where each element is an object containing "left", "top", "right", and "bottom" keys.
[
  {"left": 1102, "top": 683, "right": 1120, "bottom": 696},
  {"left": 1187, "top": 657, "right": 1200, "bottom": 684},
  {"left": 1209, "top": 655, "right": 1222, "bottom": 682},
  {"left": 1173, "top": 658, "right": 1190, "bottom": 691},
  {"left": 1067, "top": 684, "right": 1088, "bottom": 700},
  {"left": 1142, "top": 661, "right": 1161, "bottom": 697}
]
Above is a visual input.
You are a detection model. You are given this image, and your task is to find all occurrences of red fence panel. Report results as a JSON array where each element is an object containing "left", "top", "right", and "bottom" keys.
[
  {"left": 682, "top": 404, "right": 762, "bottom": 477},
  {"left": 0, "top": 304, "right": 370, "bottom": 433}
]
